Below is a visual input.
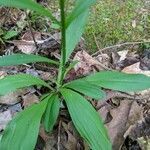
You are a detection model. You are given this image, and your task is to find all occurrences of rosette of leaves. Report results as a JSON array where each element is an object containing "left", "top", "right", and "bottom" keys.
[{"left": 0, "top": 0, "right": 150, "bottom": 150}]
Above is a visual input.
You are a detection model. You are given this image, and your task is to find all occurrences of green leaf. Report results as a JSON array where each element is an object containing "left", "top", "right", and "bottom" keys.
[
  {"left": 3, "top": 30, "right": 18, "bottom": 40},
  {"left": 0, "top": 54, "right": 58, "bottom": 66},
  {"left": 61, "top": 88, "right": 111, "bottom": 150},
  {"left": 66, "top": 0, "right": 96, "bottom": 27},
  {"left": 0, "top": 0, "right": 59, "bottom": 25},
  {"left": 51, "top": 23, "right": 60, "bottom": 29},
  {"left": 65, "top": 10, "right": 89, "bottom": 62},
  {"left": 85, "top": 71, "right": 150, "bottom": 92},
  {"left": 0, "top": 74, "right": 50, "bottom": 95},
  {"left": 0, "top": 97, "right": 48, "bottom": 150},
  {"left": 64, "top": 79, "right": 106, "bottom": 100},
  {"left": 43, "top": 94, "right": 60, "bottom": 132}
]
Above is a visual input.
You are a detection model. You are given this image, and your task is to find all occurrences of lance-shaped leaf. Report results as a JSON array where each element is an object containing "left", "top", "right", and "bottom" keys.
[
  {"left": 61, "top": 88, "right": 111, "bottom": 150},
  {"left": 0, "top": 97, "right": 48, "bottom": 150},
  {"left": 0, "top": 74, "right": 50, "bottom": 95},
  {"left": 65, "top": 10, "right": 88, "bottom": 62},
  {"left": 43, "top": 94, "right": 60, "bottom": 132},
  {"left": 0, "top": 0, "right": 59, "bottom": 25},
  {"left": 64, "top": 79, "right": 106, "bottom": 100},
  {"left": 66, "top": 0, "right": 96, "bottom": 27},
  {"left": 0, "top": 54, "right": 58, "bottom": 67},
  {"left": 85, "top": 71, "right": 150, "bottom": 92}
]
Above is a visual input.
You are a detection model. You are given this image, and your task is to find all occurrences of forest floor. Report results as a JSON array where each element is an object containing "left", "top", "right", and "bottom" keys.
[{"left": 0, "top": 0, "right": 150, "bottom": 150}]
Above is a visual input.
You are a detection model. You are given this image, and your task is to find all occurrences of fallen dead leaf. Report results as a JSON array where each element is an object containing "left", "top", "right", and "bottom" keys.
[
  {"left": 62, "top": 122, "right": 80, "bottom": 150},
  {"left": 0, "top": 110, "right": 12, "bottom": 131},
  {"left": 111, "top": 51, "right": 121, "bottom": 67},
  {"left": 122, "top": 62, "right": 150, "bottom": 76},
  {"left": 22, "top": 93, "right": 39, "bottom": 108},
  {"left": 105, "top": 100, "right": 133, "bottom": 150},
  {"left": 0, "top": 71, "right": 7, "bottom": 79},
  {"left": 39, "top": 127, "right": 50, "bottom": 142},
  {"left": 98, "top": 105, "right": 112, "bottom": 123},
  {"left": 127, "top": 101, "right": 143, "bottom": 127},
  {"left": 125, "top": 111, "right": 150, "bottom": 140},
  {"left": 117, "top": 50, "right": 129, "bottom": 61},
  {"left": 38, "top": 70, "right": 56, "bottom": 81},
  {"left": 95, "top": 53, "right": 110, "bottom": 68},
  {"left": 73, "top": 50, "right": 106, "bottom": 76},
  {"left": 0, "top": 90, "right": 26, "bottom": 105},
  {"left": 12, "top": 31, "right": 41, "bottom": 54}
]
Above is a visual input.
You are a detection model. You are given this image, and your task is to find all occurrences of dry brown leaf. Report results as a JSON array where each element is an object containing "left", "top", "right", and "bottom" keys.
[
  {"left": 111, "top": 51, "right": 121, "bottom": 67},
  {"left": 99, "top": 99, "right": 145, "bottom": 150},
  {"left": 0, "top": 110, "right": 12, "bottom": 131},
  {"left": 95, "top": 53, "right": 110, "bottom": 67},
  {"left": 122, "top": 62, "right": 150, "bottom": 76},
  {"left": 39, "top": 127, "right": 50, "bottom": 142},
  {"left": 12, "top": 31, "right": 41, "bottom": 54},
  {"left": 0, "top": 71, "right": 7, "bottom": 79},
  {"left": 123, "top": 101, "right": 144, "bottom": 138},
  {"left": 0, "top": 90, "right": 25, "bottom": 105},
  {"left": 22, "top": 94, "right": 39, "bottom": 108},
  {"left": 38, "top": 70, "right": 56, "bottom": 81},
  {"left": 73, "top": 50, "right": 105, "bottom": 76},
  {"left": 98, "top": 105, "right": 111, "bottom": 123},
  {"left": 105, "top": 100, "right": 133, "bottom": 150},
  {"left": 127, "top": 101, "right": 143, "bottom": 126},
  {"left": 125, "top": 111, "right": 150, "bottom": 139},
  {"left": 117, "top": 50, "right": 129, "bottom": 61},
  {"left": 62, "top": 122, "right": 79, "bottom": 150}
]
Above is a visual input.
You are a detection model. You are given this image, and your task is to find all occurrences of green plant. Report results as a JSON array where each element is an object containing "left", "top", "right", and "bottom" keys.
[
  {"left": 0, "top": 28, "right": 19, "bottom": 44},
  {"left": 0, "top": 0, "right": 150, "bottom": 150}
]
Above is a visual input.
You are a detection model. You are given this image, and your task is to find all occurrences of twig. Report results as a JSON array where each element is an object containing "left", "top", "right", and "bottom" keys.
[
  {"left": 96, "top": 91, "right": 149, "bottom": 110},
  {"left": 25, "top": 11, "right": 38, "bottom": 49},
  {"left": 92, "top": 32, "right": 103, "bottom": 55},
  {"left": 92, "top": 41, "right": 150, "bottom": 57}
]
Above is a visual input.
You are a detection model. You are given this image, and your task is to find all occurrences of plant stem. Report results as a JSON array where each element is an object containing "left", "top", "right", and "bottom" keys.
[{"left": 57, "top": 0, "right": 66, "bottom": 86}]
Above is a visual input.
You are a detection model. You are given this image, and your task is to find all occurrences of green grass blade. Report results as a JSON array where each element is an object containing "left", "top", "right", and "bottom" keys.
[
  {"left": 0, "top": 74, "right": 51, "bottom": 95},
  {"left": 0, "top": 0, "right": 59, "bottom": 25},
  {"left": 64, "top": 79, "right": 106, "bottom": 100},
  {"left": 43, "top": 94, "right": 60, "bottom": 132},
  {"left": 65, "top": 10, "right": 88, "bottom": 62},
  {"left": 0, "top": 97, "right": 48, "bottom": 150},
  {"left": 61, "top": 88, "right": 111, "bottom": 150},
  {"left": 66, "top": 0, "right": 96, "bottom": 27},
  {"left": 0, "top": 54, "right": 59, "bottom": 66},
  {"left": 85, "top": 71, "right": 150, "bottom": 92}
]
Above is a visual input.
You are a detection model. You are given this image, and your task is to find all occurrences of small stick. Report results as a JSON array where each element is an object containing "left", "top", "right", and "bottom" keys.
[
  {"left": 25, "top": 11, "right": 38, "bottom": 49},
  {"left": 96, "top": 91, "right": 149, "bottom": 110},
  {"left": 92, "top": 32, "right": 103, "bottom": 55},
  {"left": 92, "top": 41, "right": 150, "bottom": 57}
]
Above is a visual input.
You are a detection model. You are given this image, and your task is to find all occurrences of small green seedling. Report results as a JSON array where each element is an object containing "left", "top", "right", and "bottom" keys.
[
  {"left": 0, "top": 0, "right": 150, "bottom": 150},
  {"left": 0, "top": 29, "right": 19, "bottom": 44}
]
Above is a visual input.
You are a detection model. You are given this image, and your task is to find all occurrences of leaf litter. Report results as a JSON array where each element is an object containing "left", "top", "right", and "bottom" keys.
[{"left": 0, "top": 4, "right": 150, "bottom": 150}]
